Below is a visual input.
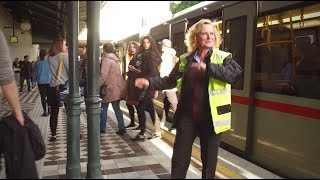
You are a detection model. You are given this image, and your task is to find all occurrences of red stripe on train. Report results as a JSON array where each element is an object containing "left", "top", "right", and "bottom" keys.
[
  {"left": 232, "top": 95, "right": 320, "bottom": 119},
  {"left": 232, "top": 95, "right": 249, "bottom": 105}
]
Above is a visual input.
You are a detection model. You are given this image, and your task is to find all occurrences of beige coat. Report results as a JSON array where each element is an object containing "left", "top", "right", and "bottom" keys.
[{"left": 100, "top": 53, "right": 127, "bottom": 103}]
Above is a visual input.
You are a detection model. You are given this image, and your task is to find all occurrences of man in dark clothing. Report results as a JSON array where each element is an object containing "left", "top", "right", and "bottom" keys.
[{"left": 19, "top": 55, "right": 32, "bottom": 92}]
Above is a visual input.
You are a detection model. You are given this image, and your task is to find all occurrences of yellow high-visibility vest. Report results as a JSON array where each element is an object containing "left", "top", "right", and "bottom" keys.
[{"left": 176, "top": 48, "right": 231, "bottom": 134}]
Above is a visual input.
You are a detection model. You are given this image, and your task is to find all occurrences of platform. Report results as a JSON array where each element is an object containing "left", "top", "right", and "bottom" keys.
[{"left": 0, "top": 89, "right": 282, "bottom": 179}]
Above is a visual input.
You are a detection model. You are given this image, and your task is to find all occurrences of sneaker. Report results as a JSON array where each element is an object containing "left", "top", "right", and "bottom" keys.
[
  {"left": 126, "top": 123, "right": 136, "bottom": 128},
  {"left": 132, "top": 126, "right": 140, "bottom": 131},
  {"left": 49, "top": 136, "right": 56, "bottom": 142},
  {"left": 42, "top": 112, "right": 48, "bottom": 116},
  {"left": 116, "top": 129, "right": 126, "bottom": 135},
  {"left": 148, "top": 132, "right": 162, "bottom": 139},
  {"left": 169, "top": 128, "right": 176, "bottom": 134},
  {"left": 131, "top": 133, "right": 146, "bottom": 141}
]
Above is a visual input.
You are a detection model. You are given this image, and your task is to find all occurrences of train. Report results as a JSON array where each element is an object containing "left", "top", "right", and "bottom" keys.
[{"left": 114, "top": 1, "right": 320, "bottom": 178}]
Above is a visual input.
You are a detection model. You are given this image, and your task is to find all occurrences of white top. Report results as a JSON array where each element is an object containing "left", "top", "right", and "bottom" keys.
[
  {"left": 48, "top": 53, "right": 69, "bottom": 87},
  {"left": 160, "top": 46, "right": 177, "bottom": 92}
]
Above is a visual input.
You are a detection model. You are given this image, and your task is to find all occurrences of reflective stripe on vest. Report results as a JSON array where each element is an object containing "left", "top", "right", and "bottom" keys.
[
  {"left": 209, "top": 49, "right": 232, "bottom": 134},
  {"left": 176, "top": 49, "right": 232, "bottom": 134},
  {"left": 209, "top": 88, "right": 231, "bottom": 96},
  {"left": 212, "top": 118, "right": 231, "bottom": 129}
]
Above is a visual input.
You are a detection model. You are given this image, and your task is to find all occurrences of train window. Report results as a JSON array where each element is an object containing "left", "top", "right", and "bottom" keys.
[
  {"left": 255, "top": 4, "right": 320, "bottom": 99},
  {"left": 172, "top": 32, "right": 185, "bottom": 57},
  {"left": 224, "top": 16, "right": 247, "bottom": 90}
]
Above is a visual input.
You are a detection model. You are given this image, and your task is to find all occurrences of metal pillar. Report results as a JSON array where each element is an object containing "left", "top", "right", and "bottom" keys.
[
  {"left": 66, "top": 1, "right": 81, "bottom": 179},
  {"left": 86, "top": 1, "right": 102, "bottom": 179}
]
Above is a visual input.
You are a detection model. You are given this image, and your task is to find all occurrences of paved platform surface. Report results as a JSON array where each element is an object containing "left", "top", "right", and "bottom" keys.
[{"left": 0, "top": 88, "right": 282, "bottom": 179}]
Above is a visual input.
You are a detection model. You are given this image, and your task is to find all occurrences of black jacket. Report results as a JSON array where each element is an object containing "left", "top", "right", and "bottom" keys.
[
  {"left": 139, "top": 49, "right": 162, "bottom": 99},
  {"left": 20, "top": 61, "right": 32, "bottom": 77},
  {"left": 126, "top": 56, "right": 144, "bottom": 103},
  {"left": 148, "top": 49, "right": 243, "bottom": 128},
  {"left": 0, "top": 115, "right": 38, "bottom": 179}
]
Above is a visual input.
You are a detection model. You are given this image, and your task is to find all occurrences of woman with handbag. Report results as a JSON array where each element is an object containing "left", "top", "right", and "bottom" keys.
[
  {"left": 100, "top": 42, "right": 127, "bottom": 135},
  {"left": 47, "top": 38, "right": 69, "bottom": 142}
]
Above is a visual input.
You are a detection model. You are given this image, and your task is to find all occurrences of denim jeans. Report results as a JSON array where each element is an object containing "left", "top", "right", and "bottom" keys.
[
  {"left": 100, "top": 100, "right": 125, "bottom": 132},
  {"left": 19, "top": 74, "right": 31, "bottom": 92}
]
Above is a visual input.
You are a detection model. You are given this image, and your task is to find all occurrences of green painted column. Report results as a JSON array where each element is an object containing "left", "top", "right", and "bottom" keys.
[
  {"left": 66, "top": 1, "right": 81, "bottom": 179},
  {"left": 86, "top": 1, "right": 102, "bottom": 179}
]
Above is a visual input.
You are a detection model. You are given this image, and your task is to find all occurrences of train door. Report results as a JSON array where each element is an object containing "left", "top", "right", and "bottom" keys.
[
  {"left": 251, "top": 2, "right": 320, "bottom": 178},
  {"left": 170, "top": 19, "right": 188, "bottom": 57},
  {"left": 221, "top": 1, "right": 257, "bottom": 153}
]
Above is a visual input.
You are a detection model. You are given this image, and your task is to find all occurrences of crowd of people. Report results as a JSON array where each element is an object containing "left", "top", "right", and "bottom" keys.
[{"left": 1, "top": 18, "right": 243, "bottom": 179}]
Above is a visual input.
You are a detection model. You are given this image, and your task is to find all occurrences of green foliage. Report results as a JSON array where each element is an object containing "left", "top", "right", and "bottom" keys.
[{"left": 170, "top": 1, "right": 202, "bottom": 14}]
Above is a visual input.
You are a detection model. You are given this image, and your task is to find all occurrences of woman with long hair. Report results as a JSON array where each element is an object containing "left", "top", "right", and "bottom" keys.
[
  {"left": 47, "top": 38, "right": 69, "bottom": 142},
  {"left": 132, "top": 35, "right": 162, "bottom": 140}
]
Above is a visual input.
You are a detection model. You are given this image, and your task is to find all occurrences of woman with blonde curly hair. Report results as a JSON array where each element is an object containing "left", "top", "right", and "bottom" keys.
[{"left": 135, "top": 19, "right": 243, "bottom": 178}]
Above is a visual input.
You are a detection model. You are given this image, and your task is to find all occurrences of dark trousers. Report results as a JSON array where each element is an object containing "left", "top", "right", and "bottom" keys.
[
  {"left": 47, "top": 86, "right": 60, "bottom": 137},
  {"left": 171, "top": 116, "right": 222, "bottom": 179},
  {"left": 162, "top": 91, "right": 178, "bottom": 122},
  {"left": 126, "top": 103, "right": 136, "bottom": 125},
  {"left": 136, "top": 97, "right": 160, "bottom": 134},
  {"left": 38, "top": 84, "right": 49, "bottom": 112},
  {"left": 49, "top": 105, "right": 59, "bottom": 136},
  {"left": 19, "top": 74, "right": 31, "bottom": 92}
]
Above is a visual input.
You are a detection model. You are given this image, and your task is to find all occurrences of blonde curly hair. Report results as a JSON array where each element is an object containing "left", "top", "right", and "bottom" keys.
[{"left": 185, "top": 19, "right": 221, "bottom": 53}]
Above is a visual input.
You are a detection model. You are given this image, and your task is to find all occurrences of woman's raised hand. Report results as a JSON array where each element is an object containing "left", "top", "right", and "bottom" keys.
[{"left": 135, "top": 78, "right": 149, "bottom": 89}]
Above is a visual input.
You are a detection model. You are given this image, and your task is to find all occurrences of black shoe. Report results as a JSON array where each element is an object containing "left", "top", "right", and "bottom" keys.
[
  {"left": 42, "top": 112, "right": 48, "bottom": 116},
  {"left": 126, "top": 123, "right": 135, "bottom": 128},
  {"left": 131, "top": 133, "right": 146, "bottom": 141},
  {"left": 116, "top": 129, "right": 126, "bottom": 135},
  {"left": 132, "top": 126, "right": 140, "bottom": 131},
  {"left": 49, "top": 136, "right": 56, "bottom": 142},
  {"left": 100, "top": 130, "right": 106, "bottom": 134}
]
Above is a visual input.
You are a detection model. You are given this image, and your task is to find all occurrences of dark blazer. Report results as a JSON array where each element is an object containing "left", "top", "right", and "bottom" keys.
[{"left": 0, "top": 115, "right": 38, "bottom": 179}]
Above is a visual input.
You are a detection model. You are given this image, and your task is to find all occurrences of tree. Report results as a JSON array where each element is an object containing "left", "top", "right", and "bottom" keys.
[{"left": 170, "top": 1, "right": 202, "bottom": 14}]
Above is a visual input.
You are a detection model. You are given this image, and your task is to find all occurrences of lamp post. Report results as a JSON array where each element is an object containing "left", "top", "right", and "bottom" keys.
[
  {"left": 66, "top": 1, "right": 81, "bottom": 179},
  {"left": 86, "top": 1, "right": 103, "bottom": 179}
]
